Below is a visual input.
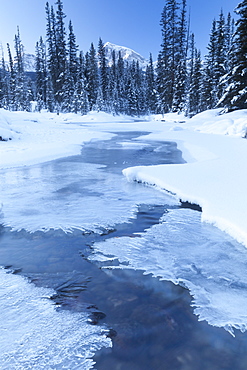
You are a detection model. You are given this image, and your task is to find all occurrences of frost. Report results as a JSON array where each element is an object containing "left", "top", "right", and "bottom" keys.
[
  {"left": 0, "top": 267, "right": 111, "bottom": 369},
  {"left": 90, "top": 209, "right": 247, "bottom": 335}
]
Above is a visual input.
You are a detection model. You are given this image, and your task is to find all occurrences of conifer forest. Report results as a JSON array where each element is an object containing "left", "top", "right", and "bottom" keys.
[{"left": 0, "top": 0, "right": 246, "bottom": 117}]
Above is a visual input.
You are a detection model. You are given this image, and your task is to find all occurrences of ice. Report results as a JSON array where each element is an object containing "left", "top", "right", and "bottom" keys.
[
  {"left": 0, "top": 267, "right": 111, "bottom": 369},
  {"left": 0, "top": 159, "right": 177, "bottom": 233},
  {"left": 90, "top": 208, "right": 247, "bottom": 335}
]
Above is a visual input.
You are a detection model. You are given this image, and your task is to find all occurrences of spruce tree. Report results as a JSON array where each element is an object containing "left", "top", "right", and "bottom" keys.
[
  {"left": 97, "top": 38, "right": 108, "bottom": 110},
  {"left": 63, "top": 20, "right": 78, "bottom": 112},
  {"left": 172, "top": 0, "right": 188, "bottom": 112},
  {"left": 145, "top": 53, "right": 157, "bottom": 114},
  {"left": 7, "top": 43, "right": 16, "bottom": 111},
  {"left": 202, "top": 19, "right": 217, "bottom": 109},
  {"left": 157, "top": 0, "right": 188, "bottom": 113},
  {"left": 45, "top": 3, "right": 56, "bottom": 109},
  {"left": 214, "top": 10, "right": 227, "bottom": 103},
  {"left": 0, "top": 55, "right": 9, "bottom": 109},
  {"left": 189, "top": 48, "right": 202, "bottom": 115},
  {"left": 54, "top": 0, "right": 67, "bottom": 111},
  {"left": 14, "top": 27, "right": 28, "bottom": 111},
  {"left": 35, "top": 37, "right": 47, "bottom": 111},
  {"left": 220, "top": 2, "right": 247, "bottom": 111},
  {"left": 76, "top": 51, "right": 89, "bottom": 115},
  {"left": 107, "top": 50, "right": 118, "bottom": 114},
  {"left": 85, "top": 43, "right": 99, "bottom": 110},
  {"left": 116, "top": 51, "right": 126, "bottom": 114}
]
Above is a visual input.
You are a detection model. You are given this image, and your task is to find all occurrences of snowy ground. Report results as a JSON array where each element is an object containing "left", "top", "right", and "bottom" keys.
[
  {"left": 1, "top": 107, "right": 247, "bottom": 246},
  {"left": 1, "top": 107, "right": 247, "bottom": 341}
]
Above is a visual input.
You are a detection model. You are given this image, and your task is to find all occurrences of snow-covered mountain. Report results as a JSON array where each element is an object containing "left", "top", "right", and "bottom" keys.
[{"left": 103, "top": 42, "right": 149, "bottom": 69}]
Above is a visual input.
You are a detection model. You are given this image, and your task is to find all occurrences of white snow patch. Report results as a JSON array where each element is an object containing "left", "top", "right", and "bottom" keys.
[
  {"left": 124, "top": 109, "right": 247, "bottom": 247},
  {"left": 0, "top": 267, "right": 111, "bottom": 368}
]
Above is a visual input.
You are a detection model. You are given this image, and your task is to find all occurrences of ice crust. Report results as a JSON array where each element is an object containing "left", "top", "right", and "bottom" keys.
[
  {"left": 0, "top": 161, "right": 176, "bottom": 233},
  {"left": 0, "top": 267, "right": 111, "bottom": 369},
  {"left": 2, "top": 108, "right": 247, "bottom": 340},
  {"left": 90, "top": 208, "right": 247, "bottom": 335}
]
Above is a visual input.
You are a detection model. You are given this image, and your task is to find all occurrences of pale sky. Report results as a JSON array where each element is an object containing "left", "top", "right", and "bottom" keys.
[{"left": 0, "top": 0, "right": 239, "bottom": 60}]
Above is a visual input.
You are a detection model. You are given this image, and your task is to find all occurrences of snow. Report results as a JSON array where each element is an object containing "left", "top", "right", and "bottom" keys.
[
  {"left": 104, "top": 42, "right": 148, "bottom": 69},
  {"left": 1, "top": 107, "right": 247, "bottom": 244},
  {"left": 0, "top": 267, "right": 111, "bottom": 368},
  {"left": 2, "top": 107, "right": 247, "bottom": 335},
  {"left": 0, "top": 109, "right": 115, "bottom": 169},
  {"left": 123, "top": 109, "right": 247, "bottom": 247},
  {"left": 90, "top": 208, "right": 247, "bottom": 336}
]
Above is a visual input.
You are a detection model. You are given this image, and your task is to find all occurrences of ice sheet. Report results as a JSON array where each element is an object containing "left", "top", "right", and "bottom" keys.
[
  {"left": 90, "top": 208, "right": 247, "bottom": 335},
  {"left": 0, "top": 267, "right": 111, "bottom": 369},
  {"left": 0, "top": 160, "right": 177, "bottom": 233}
]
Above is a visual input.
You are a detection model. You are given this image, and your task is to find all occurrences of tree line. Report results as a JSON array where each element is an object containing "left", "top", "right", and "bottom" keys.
[{"left": 0, "top": 0, "right": 246, "bottom": 116}]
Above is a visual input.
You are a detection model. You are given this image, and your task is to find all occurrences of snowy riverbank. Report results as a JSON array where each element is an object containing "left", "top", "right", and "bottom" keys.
[{"left": 1, "top": 108, "right": 247, "bottom": 248}]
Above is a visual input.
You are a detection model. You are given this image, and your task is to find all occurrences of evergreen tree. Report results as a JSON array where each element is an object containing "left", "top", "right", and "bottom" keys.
[
  {"left": 7, "top": 43, "right": 16, "bottom": 110},
  {"left": 214, "top": 10, "right": 227, "bottom": 103},
  {"left": 35, "top": 37, "right": 47, "bottom": 111},
  {"left": 203, "top": 19, "right": 217, "bottom": 109},
  {"left": 220, "top": 1, "right": 247, "bottom": 110},
  {"left": 224, "top": 12, "right": 235, "bottom": 74},
  {"left": 76, "top": 51, "right": 89, "bottom": 115},
  {"left": 107, "top": 50, "right": 118, "bottom": 114},
  {"left": 45, "top": 3, "right": 56, "bottom": 108},
  {"left": 157, "top": 0, "right": 188, "bottom": 113},
  {"left": 54, "top": 0, "right": 67, "bottom": 111},
  {"left": 145, "top": 53, "right": 157, "bottom": 114},
  {"left": 172, "top": 0, "right": 188, "bottom": 112},
  {"left": 14, "top": 27, "right": 30, "bottom": 111},
  {"left": 63, "top": 20, "right": 78, "bottom": 112},
  {"left": 189, "top": 48, "right": 202, "bottom": 115},
  {"left": 217, "top": 13, "right": 235, "bottom": 108},
  {"left": 0, "top": 55, "right": 9, "bottom": 109},
  {"left": 97, "top": 38, "right": 108, "bottom": 110},
  {"left": 126, "top": 61, "right": 139, "bottom": 116},
  {"left": 157, "top": 3, "right": 174, "bottom": 112},
  {"left": 116, "top": 51, "right": 126, "bottom": 114},
  {"left": 85, "top": 43, "right": 99, "bottom": 110}
]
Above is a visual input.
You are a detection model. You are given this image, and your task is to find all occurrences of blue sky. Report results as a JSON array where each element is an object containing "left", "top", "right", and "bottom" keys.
[{"left": 0, "top": 0, "right": 239, "bottom": 60}]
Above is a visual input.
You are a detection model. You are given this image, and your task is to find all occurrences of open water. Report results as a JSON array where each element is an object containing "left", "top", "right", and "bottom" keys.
[{"left": 1, "top": 130, "right": 247, "bottom": 369}]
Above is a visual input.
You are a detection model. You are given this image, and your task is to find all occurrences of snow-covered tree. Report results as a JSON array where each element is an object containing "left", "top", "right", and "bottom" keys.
[
  {"left": 219, "top": 2, "right": 247, "bottom": 111},
  {"left": 35, "top": 37, "right": 47, "bottom": 111},
  {"left": 145, "top": 53, "right": 157, "bottom": 114},
  {"left": 85, "top": 43, "right": 99, "bottom": 110},
  {"left": 97, "top": 38, "right": 108, "bottom": 110},
  {"left": 157, "top": 0, "right": 189, "bottom": 113}
]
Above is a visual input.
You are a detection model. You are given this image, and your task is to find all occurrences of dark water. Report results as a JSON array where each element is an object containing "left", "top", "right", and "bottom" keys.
[{"left": 1, "top": 131, "right": 247, "bottom": 369}]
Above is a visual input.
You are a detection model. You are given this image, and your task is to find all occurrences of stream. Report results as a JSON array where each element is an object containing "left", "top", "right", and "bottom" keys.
[{"left": 1, "top": 130, "right": 247, "bottom": 369}]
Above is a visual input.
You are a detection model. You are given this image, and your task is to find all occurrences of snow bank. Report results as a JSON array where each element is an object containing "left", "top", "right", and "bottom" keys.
[
  {"left": 0, "top": 109, "right": 16, "bottom": 141},
  {"left": 124, "top": 109, "right": 247, "bottom": 247},
  {"left": 0, "top": 110, "right": 116, "bottom": 169}
]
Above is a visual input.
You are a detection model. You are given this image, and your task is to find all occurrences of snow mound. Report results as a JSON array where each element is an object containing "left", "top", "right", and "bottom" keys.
[
  {"left": 0, "top": 109, "right": 15, "bottom": 141},
  {"left": 189, "top": 109, "right": 247, "bottom": 137}
]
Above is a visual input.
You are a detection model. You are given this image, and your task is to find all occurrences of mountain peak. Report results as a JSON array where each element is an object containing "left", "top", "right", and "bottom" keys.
[{"left": 103, "top": 42, "right": 148, "bottom": 69}]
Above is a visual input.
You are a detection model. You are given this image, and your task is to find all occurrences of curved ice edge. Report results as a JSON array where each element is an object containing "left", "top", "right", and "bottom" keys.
[
  {"left": 90, "top": 206, "right": 247, "bottom": 337},
  {"left": 0, "top": 267, "right": 112, "bottom": 368},
  {"left": 93, "top": 263, "right": 243, "bottom": 337},
  {"left": 122, "top": 167, "right": 247, "bottom": 248}
]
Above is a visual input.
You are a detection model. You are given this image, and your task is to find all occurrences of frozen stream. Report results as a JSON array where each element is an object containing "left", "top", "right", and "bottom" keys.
[{"left": 1, "top": 130, "right": 247, "bottom": 369}]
